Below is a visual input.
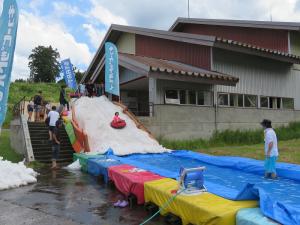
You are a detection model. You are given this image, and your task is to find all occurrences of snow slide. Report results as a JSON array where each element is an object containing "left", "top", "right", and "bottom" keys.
[
  {"left": 73, "top": 96, "right": 168, "bottom": 155},
  {"left": 0, "top": 158, "right": 38, "bottom": 190}
]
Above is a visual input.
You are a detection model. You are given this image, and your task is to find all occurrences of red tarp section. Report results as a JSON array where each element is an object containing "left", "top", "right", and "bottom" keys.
[{"left": 108, "top": 164, "right": 163, "bottom": 204}]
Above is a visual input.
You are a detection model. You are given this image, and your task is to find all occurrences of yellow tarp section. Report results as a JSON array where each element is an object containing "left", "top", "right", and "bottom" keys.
[{"left": 144, "top": 178, "right": 257, "bottom": 225}]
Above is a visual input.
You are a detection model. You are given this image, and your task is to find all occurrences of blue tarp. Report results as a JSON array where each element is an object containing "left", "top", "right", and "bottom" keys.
[
  {"left": 236, "top": 208, "right": 278, "bottom": 225},
  {"left": 111, "top": 151, "right": 300, "bottom": 225},
  {"left": 87, "top": 158, "right": 122, "bottom": 183}
]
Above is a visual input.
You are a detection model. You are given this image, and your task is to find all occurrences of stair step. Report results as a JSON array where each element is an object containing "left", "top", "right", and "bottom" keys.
[
  {"left": 34, "top": 150, "right": 73, "bottom": 155},
  {"left": 36, "top": 158, "right": 73, "bottom": 164},
  {"left": 32, "top": 146, "right": 73, "bottom": 151},
  {"left": 34, "top": 150, "right": 73, "bottom": 156},
  {"left": 35, "top": 155, "right": 73, "bottom": 160},
  {"left": 28, "top": 122, "right": 74, "bottom": 163},
  {"left": 31, "top": 143, "right": 72, "bottom": 147},
  {"left": 30, "top": 137, "right": 69, "bottom": 142}
]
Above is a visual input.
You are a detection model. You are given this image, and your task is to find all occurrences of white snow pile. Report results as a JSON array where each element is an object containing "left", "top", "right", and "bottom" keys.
[
  {"left": 73, "top": 96, "right": 168, "bottom": 155},
  {"left": 64, "top": 159, "right": 81, "bottom": 170},
  {"left": 0, "top": 157, "right": 38, "bottom": 191}
]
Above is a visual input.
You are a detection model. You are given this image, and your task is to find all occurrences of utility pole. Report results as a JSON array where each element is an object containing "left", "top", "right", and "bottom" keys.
[{"left": 188, "top": 0, "right": 190, "bottom": 18}]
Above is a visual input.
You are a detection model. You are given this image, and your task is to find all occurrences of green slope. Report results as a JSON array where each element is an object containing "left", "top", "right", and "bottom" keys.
[{"left": 3, "top": 82, "right": 61, "bottom": 128}]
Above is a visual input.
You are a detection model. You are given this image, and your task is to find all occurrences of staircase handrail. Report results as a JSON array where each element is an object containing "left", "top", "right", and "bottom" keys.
[{"left": 13, "top": 96, "right": 26, "bottom": 117}]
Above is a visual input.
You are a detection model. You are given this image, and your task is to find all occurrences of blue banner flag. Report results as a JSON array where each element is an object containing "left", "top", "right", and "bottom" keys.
[
  {"left": 60, "top": 58, "right": 77, "bottom": 90},
  {"left": 0, "top": 0, "right": 18, "bottom": 128},
  {"left": 105, "top": 42, "right": 119, "bottom": 96}
]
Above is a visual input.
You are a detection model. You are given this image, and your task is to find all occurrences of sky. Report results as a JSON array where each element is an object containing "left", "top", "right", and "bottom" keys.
[{"left": 3, "top": 0, "right": 300, "bottom": 80}]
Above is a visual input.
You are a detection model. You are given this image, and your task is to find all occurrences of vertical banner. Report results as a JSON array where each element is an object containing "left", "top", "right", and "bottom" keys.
[
  {"left": 60, "top": 58, "right": 77, "bottom": 90},
  {"left": 0, "top": 0, "right": 18, "bottom": 128},
  {"left": 105, "top": 42, "right": 119, "bottom": 96}
]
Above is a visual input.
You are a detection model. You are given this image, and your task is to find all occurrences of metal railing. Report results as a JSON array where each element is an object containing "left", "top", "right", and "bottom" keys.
[
  {"left": 121, "top": 101, "right": 154, "bottom": 117},
  {"left": 13, "top": 96, "right": 26, "bottom": 117}
]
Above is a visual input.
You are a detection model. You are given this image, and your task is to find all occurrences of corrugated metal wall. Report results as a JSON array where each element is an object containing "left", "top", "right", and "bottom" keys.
[
  {"left": 119, "top": 67, "right": 142, "bottom": 84},
  {"left": 181, "top": 24, "right": 289, "bottom": 52},
  {"left": 213, "top": 48, "right": 300, "bottom": 109},
  {"left": 135, "top": 34, "right": 211, "bottom": 70}
]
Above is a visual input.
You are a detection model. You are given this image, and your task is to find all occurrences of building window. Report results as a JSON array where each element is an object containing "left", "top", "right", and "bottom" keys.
[
  {"left": 282, "top": 98, "right": 294, "bottom": 109},
  {"left": 277, "top": 98, "right": 281, "bottom": 109},
  {"left": 218, "top": 93, "right": 229, "bottom": 106},
  {"left": 188, "top": 91, "right": 196, "bottom": 104},
  {"left": 165, "top": 90, "right": 179, "bottom": 104},
  {"left": 179, "top": 90, "right": 186, "bottom": 104},
  {"left": 230, "top": 93, "right": 243, "bottom": 107},
  {"left": 165, "top": 89, "right": 213, "bottom": 106},
  {"left": 198, "top": 91, "right": 213, "bottom": 106},
  {"left": 197, "top": 91, "right": 204, "bottom": 105},
  {"left": 244, "top": 95, "right": 257, "bottom": 107},
  {"left": 269, "top": 97, "right": 282, "bottom": 109},
  {"left": 260, "top": 96, "right": 269, "bottom": 108}
]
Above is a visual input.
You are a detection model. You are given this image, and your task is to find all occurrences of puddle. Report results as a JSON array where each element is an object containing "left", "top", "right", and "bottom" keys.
[{"left": 0, "top": 167, "right": 164, "bottom": 225}]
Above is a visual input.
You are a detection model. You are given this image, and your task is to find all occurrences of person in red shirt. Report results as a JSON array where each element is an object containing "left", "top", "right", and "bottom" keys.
[
  {"left": 113, "top": 112, "right": 121, "bottom": 123},
  {"left": 111, "top": 112, "right": 126, "bottom": 129}
]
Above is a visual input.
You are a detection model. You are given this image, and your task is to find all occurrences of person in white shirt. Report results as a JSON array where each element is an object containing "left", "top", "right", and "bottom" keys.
[
  {"left": 261, "top": 119, "right": 279, "bottom": 179},
  {"left": 47, "top": 106, "right": 60, "bottom": 141},
  {"left": 45, "top": 102, "right": 51, "bottom": 115}
]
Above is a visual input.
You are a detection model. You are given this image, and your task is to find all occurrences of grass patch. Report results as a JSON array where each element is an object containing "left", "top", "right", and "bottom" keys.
[
  {"left": 201, "top": 139, "right": 300, "bottom": 164},
  {"left": 0, "top": 130, "right": 22, "bottom": 163},
  {"left": 3, "top": 82, "right": 64, "bottom": 128},
  {"left": 161, "top": 122, "right": 300, "bottom": 164},
  {"left": 27, "top": 161, "right": 46, "bottom": 170},
  {"left": 161, "top": 122, "right": 300, "bottom": 149}
]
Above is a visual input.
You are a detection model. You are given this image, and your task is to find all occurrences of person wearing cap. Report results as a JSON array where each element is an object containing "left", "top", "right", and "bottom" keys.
[{"left": 261, "top": 119, "right": 279, "bottom": 179}]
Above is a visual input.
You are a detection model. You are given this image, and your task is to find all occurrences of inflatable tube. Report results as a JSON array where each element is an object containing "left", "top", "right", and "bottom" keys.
[{"left": 111, "top": 120, "right": 126, "bottom": 129}]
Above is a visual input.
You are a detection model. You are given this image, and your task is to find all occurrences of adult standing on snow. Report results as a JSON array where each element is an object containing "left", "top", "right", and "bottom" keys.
[
  {"left": 86, "top": 81, "right": 95, "bottom": 97},
  {"left": 59, "top": 85, "right": 69, "bottom": 111}
]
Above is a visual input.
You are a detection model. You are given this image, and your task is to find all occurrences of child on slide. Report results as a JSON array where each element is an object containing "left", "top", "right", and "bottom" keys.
[{"left": 111, "top": 112, "right": 126, "bottom": 128}]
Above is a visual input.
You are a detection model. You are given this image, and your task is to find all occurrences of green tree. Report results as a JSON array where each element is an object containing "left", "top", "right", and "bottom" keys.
[
  {"left": 75, "top": 69, "right": 85, "bottom": 83},
  {"left": 28, "top": 45, "right": 60, "bottom": 82}
]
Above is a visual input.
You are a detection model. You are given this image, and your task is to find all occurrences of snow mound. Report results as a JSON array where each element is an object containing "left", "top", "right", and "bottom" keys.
[
  {"left": 0, "top": 157, "right": 38, "bottom": 191},
  {"left": 64, "top": 159, "right": 81, "bottom": 170},
  {"left": 74, "top": 96, "right": 168, "bottom": 155}
]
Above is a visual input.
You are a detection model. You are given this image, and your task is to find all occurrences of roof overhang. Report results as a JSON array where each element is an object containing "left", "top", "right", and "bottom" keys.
[
  {"left": 170, "top": 17, "right": 300, "bottom": 32},
  {"left": 214, "top": 38, "right": 300, "bottom": 64},
  {"left": 83, "top": 23, "right": 300, "bottom": 83},
  {"left": 92, "top": 53, "right": 239, "bottom": 86}
]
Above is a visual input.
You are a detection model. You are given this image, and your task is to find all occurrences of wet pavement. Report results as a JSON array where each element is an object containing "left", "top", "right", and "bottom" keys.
[{"left": 0, "top": 167, "right": 165, "bottom": 225}]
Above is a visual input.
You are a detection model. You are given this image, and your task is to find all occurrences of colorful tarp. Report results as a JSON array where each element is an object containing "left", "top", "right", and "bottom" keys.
[
  {"left": 73, "top": 153, "right": 105, "bottom": 172},
  {"left": 236, "top": 208, "right": 279, "bottom": 225},
  {"left": 108, "top": 164, "right": 163, "bottom": 204},
  {"left": 65, "top": 122, "right": 76, "bottom": 144},
  {"left": 87, "top": 158, "right": 122, "bottom": 183},
  {"left": 112, "top": 151, "right": 300, "bottom": 225},
  {"left": 144, "top": 178, "right": 257, "bottom": 225}
]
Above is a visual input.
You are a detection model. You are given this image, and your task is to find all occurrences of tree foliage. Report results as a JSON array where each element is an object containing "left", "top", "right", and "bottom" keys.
[
  {"left": 74, "top": 69, "right": 85, "bottom": 83},
  {"left": 28, "top": 45, "right": 60, "bottom": 82}
]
